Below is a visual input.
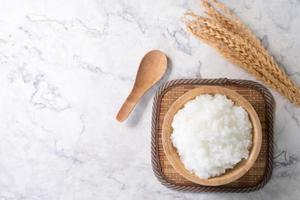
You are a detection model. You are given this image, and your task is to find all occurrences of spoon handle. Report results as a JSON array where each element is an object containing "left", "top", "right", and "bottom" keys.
[{"left": 116, "top": 89, "right": 144, "bottom": 122}]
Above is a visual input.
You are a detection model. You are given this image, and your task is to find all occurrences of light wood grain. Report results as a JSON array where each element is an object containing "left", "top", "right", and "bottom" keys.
[
  {"left": 162, "top": 86, "right": 262, "bottom": 186},
  {"left": 116, "top": 50, "right": 167, "bottom": 122}
]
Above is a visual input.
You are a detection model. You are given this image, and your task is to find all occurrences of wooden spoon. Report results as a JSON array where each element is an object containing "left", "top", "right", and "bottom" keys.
[{"left": 116, "top": 50, "right": 167, "bottom": 122}]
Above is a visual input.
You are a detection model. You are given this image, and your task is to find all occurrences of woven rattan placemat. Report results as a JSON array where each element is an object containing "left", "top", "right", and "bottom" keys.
[{"left": 151, "top": 79, "right": 274, "bottom": 192}]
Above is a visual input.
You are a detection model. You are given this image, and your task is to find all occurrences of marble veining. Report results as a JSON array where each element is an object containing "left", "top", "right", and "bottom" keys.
[{"left": 0, "top": 0, "right": 300, "bottom": 199}]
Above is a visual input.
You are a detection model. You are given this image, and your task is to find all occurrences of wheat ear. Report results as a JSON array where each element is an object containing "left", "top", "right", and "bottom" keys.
[{"left": 185, "top": 0, "right": 300, "bottom": 105}]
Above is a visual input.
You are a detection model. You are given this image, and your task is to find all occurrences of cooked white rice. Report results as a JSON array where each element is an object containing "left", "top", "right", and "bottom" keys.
[{"left": 171, "top": 94, "right": 252, "bottom": 179}]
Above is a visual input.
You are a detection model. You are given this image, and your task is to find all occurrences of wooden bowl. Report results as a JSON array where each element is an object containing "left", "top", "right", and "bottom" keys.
[{"left": 162, "top": 86, "right": 262, "bottom": 186}]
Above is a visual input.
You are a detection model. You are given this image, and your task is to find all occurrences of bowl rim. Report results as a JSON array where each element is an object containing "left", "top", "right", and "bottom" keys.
[{"left": 161, "top": 86, "right": 262, "bottom": 186}]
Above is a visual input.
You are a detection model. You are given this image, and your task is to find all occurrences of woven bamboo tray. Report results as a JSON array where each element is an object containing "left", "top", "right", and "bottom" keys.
[{"left": 151, "top": 78, "right": 274, "bottom": 192}]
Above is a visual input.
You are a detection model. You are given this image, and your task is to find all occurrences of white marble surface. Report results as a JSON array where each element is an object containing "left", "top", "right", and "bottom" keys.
[{"left": 0, "top": 0, "right": 300, "bottom": 199}]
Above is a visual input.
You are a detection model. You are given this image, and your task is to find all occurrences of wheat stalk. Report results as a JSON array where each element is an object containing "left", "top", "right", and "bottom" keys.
[{"left": 185, "top": 0, "right": 300, "bottom": 105}]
